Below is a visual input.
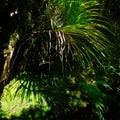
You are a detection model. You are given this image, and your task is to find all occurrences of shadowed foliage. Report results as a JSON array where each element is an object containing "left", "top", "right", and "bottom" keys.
[{"left": 0, "top": 0, "right": 120, "bottom": 120}]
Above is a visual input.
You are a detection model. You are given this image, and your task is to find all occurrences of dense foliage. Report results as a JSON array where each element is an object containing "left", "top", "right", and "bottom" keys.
[{"left": 0, "top": 0, "right": 120, "bottom": 120}]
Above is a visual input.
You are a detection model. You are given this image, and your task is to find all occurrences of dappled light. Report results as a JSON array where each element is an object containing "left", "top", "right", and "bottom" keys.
[{"left": 0, "top": 0, "right": 120, "bottom": 120}]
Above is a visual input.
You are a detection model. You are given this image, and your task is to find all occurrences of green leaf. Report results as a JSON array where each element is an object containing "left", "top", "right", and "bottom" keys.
[{"left": 95, "top": 81, "right": 112, "bottom": 89}]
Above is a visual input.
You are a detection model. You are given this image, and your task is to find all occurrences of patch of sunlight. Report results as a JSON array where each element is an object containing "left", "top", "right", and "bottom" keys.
[{"left": 1, "top": 78, "right": 50, "bottom": 118}]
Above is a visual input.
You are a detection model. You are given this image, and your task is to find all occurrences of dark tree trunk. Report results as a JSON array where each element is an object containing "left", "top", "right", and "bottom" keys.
[{"left": 0, "top": 0, "right": 17, "bottom": 97}]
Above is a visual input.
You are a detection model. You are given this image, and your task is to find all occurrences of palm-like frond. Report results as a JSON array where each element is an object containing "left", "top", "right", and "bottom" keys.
[
  {"left": 3, "top": 0, "right": 113, "bottom": 106},
  {"left": 0, "top": 0, "right": 114, "bottom": 118},
  {"left": 78, "top": 81, "right": 106, "bottom": 120},
  {"left": 47, "top": 0, "right": 114, "bottom": 67}
]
